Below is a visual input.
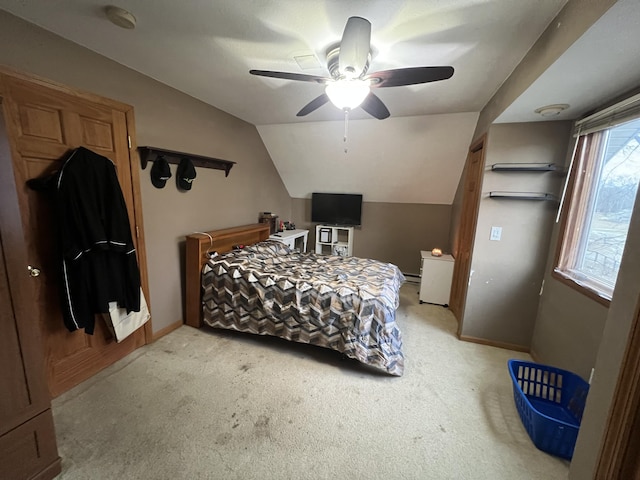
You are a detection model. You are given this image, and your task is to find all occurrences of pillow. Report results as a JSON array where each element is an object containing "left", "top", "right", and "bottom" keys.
[{"left": 244, "top": 240, "right": 292, "bottom": 256}]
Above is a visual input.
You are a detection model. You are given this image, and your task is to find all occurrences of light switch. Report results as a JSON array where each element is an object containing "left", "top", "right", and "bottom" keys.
[{"left": 490, "top": 226, "right": 502, "bottom": 241}]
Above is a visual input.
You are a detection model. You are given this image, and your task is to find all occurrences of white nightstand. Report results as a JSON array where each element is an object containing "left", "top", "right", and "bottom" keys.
[
  {"left": 269, "top": 229, "right": 309, "bottom": 252},
  {"left": 419, "top": 251, "right": 455, "bottom": 306}
]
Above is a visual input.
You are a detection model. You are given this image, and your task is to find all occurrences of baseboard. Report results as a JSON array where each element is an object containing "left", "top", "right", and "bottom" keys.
[
  {"left": 152, "top": 319, "right": 183, "bottom": 341},
  {"left": 529, "top": 348, "right": 540, "bottom": 363},
  {"left": 458, "top": 334, "right": 530, "bottom": 353},
  {"left": 32, "top": 458, "right": 62, "bottom": 480}
]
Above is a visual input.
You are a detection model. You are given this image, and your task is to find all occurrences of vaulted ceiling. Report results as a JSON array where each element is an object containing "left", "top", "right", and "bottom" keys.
[{"left": 2, "top": 1, "right": 638, "bottom": 204}]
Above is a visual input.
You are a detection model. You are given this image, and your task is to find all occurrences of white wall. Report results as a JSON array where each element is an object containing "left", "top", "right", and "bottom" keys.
[{"left": 258, "top": 112, "right": 479, "bottom": 204}]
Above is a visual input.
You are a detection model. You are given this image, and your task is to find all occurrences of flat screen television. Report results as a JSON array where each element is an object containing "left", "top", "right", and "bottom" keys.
[{"left": 311, "top": 193, "right": 363, "bottom": 226}]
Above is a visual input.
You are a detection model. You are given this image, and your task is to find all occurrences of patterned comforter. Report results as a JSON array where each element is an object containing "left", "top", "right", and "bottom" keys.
[{"left": 201, "top": 241, "right": 405, "bottom": 375}]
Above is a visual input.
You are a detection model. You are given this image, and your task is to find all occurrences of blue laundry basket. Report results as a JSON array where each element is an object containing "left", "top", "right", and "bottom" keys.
[{"left": 508, "top": 359, "right": 589, "bottom": 459}]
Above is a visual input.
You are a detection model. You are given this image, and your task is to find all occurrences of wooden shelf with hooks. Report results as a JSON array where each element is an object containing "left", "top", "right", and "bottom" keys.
[{"left": 138, "top": 146, "right": 235, "bottom": 177}]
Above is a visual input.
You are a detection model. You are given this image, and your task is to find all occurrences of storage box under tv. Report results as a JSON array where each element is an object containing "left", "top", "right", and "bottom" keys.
[{"left": 314, "top": 225, "right": 353, "bottom": 256}]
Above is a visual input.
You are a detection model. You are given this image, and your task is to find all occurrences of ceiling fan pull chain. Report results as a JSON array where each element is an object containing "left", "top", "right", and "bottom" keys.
[{"left": 344, "top": 109, "right": 349, "bottom": 153}]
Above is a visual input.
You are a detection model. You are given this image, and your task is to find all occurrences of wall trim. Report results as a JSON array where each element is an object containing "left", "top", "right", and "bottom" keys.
[
  {"left": 152, "top": 320, "right": 183, "bottom": 342},
  {"left": 458, "top": 334, "right": 530, "bottom": 353},
  {"left": 594, "top": 299, "right": 640, "bottom": 478}
]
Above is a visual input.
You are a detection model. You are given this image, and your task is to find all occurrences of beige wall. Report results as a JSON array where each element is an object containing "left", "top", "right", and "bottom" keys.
[
  {"left": 0, "top": 11, "right": 291, "bottom": 333},
  {"left": 569, "top": 178, "right": 640, "bottom": 479},
  {"left": 530, "top": 213, "right": 609, "bottom": 380},
  {"left": 291, "top": 198, "right": 451, "bottom": 274},
  {"left": 460, "top": 122, "right": 572, "bottom": 347}
]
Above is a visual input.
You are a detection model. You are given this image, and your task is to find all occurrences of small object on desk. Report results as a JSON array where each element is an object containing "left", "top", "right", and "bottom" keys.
[
  {"left": 273, "top": 234, "right": 281, "bottom": 237},
  {"left": 431, "top": 248, "right": 443, "bottom": 257}
]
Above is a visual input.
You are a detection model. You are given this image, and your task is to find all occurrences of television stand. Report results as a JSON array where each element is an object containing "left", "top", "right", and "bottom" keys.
[{"left": 315, "top": 225, "right": 354, "bottom": 256}]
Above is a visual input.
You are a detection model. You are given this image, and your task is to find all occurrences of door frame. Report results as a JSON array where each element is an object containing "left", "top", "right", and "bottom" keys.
[
  {"left": 594, "top": 298, "right": 640, "bottom": 478},
  {"left": 0, "top": 65, "right": 152, "bottom": 344}
]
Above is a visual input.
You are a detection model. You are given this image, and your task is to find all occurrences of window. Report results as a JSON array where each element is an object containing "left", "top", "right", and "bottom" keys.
[{"left": 555, "top": 113, "right": 640, "bottom": 305}]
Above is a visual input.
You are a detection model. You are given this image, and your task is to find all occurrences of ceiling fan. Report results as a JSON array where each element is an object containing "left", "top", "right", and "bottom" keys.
[{"left": 250, "top": 16, "right": 454, "bottom": 120}]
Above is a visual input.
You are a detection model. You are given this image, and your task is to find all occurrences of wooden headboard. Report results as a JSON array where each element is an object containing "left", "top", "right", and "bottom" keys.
[{"left": 184, "top": 223, "right": 270, "bottom": 328}]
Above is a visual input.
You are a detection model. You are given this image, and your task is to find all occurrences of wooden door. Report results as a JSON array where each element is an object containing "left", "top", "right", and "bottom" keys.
[
  {"left": 0, "top": 70, "right": 150, "bottom": 397},
  {"left": 0, "top": 101, "right": 60, "bottom": 480},
  {"left": 449, "top": 135, "right": 486, "bottom": 333}
]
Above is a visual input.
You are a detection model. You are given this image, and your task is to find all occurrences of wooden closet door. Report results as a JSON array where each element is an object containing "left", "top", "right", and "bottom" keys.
[
  {"left": 0, "top": 71, "right": 149, "bottom": 397},
  {"left": 0, "top": 106, "right": 60, "bottom": 480}
]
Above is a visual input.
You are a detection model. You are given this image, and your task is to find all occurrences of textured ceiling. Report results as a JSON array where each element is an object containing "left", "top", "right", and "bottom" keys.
[{"left": 0, "top": 0, "right": 567, "bottom": 125}]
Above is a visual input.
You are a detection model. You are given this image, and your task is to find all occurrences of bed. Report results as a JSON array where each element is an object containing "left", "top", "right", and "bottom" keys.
[{"left": 185, "top": 223, "right": 405, "bottom": 376}]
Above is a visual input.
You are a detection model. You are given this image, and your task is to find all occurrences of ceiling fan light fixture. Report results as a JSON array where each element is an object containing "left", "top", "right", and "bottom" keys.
[
  {"left": 249, "top": 16, "right": 454, "bottom": 119},
  {"left": 325, "top": 79, "right": 370, "bottom": 110}
]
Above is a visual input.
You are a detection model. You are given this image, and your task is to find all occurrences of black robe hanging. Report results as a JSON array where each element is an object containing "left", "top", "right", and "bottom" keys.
[{"left": 56, "top": 147, "right": 141, "bottom": 334}]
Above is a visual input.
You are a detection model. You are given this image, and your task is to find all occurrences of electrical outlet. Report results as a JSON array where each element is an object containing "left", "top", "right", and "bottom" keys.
[{"left": 490, "top": 226, "right": 502, "bottom": 241}]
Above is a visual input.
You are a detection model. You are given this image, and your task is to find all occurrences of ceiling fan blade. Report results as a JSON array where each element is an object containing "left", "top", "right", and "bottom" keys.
[
  {"left": 339, "top": 16, "right": 371, "bottom": 78},
  {"left": 297, "top": 93, "right": 330, "bottom": 117},
  {"left": 360, "top": 92, "right": 390, "bottom": 120},
  {"left": 250, "top": 70, "right": 328, "bottom": 84},
  {"left": 367, "top": 66, "right": 454, "bottom": 88}
]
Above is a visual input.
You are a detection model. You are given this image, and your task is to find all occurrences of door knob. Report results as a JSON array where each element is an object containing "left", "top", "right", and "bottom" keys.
[{"left": 27, "top": 265, "right": 41, "bottom": 277}]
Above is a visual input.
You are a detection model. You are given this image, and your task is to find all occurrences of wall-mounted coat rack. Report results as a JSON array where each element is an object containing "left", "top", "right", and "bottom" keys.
[{"left": 138, "top": 146, "right": 236, "bottom": 177}]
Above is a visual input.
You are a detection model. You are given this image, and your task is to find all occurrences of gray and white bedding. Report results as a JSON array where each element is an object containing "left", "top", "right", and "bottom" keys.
[{"left": 201, "top": 241, "right": 405, "bottom": 375}]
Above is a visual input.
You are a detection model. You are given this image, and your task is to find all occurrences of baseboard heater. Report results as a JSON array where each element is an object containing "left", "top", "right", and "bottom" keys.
[{"left": 403, "top": 273, "right": 420, "bottom": 284}]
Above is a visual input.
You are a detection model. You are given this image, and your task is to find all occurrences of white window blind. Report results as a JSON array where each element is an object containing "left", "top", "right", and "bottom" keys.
[
  {"left": 559, "top": 91, "right": 640, "bottom": 223},
  {"left": 574, "top": 92, "right": 640, "bottom": 136}
]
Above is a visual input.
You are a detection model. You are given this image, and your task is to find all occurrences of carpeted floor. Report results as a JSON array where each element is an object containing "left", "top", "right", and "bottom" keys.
[{"left": 52, "top": 283, "right": 570, "bottom": 479}]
